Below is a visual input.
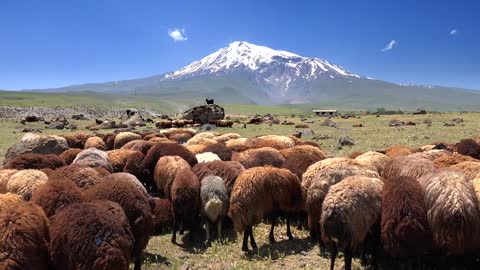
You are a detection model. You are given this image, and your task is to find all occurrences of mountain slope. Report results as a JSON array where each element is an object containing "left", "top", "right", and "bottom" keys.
[{"left": 23, "top": 41, "right": 480, "bottom": 110}]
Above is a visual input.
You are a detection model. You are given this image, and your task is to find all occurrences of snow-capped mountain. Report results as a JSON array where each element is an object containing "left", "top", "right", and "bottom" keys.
[
  {"left": 26, "top": 41, "right": 480, "bottom": 110},
  {"left": 163, "top": 41, "right": 363, "bottom": 98}
]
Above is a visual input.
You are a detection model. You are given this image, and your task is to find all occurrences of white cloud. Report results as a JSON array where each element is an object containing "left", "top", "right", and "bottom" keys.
[
  {"left": 449, "top": 29, "right": 457, "bottom": 36},
  {"left": 168, "top": 28, "right": 188, "bottom": 42},
  {"left": 381, "top": 40, "right": 397, "bottom": 52}
]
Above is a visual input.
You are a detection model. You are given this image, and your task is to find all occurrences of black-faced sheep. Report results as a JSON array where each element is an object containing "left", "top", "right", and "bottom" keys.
[
  {"left": 192, "top": 160, "right": 245, "bottom": 195},
  {"left": 83, "top": 179, "right": 154, "bottom": 270},
  {"left": 84, "top": 136, "right": 107, "bottom": 150},
  {"left": 228, "top": 167, "right": 303, "bottom": 251},
  {"left": 4, "top": 153, "right": 66, "bottom": 170},
  {"left": 0, "top": 201, "right": 50, "bottom": 270},
  {"left": 49, "top": 201, "right": 134, "bottom": 270},
  {"left": 280, "top": 145, "right": 326, "bottom": 179},
  {"left": 200, "top": 175, "right": 229, "bottom": 241},
  {"left": 60, "top": 148, "right": 82, "bottom": 165},
  {"left": 153, "top": 155, "right": 191, "bottom": 198},
  {"left": 382, "top": 156, "right": 437, "bottom": 180},
  {"left": 7, "top": 169, "right": 49, "bottom": 200},
  {"left": 151, "top": 197, "right": 174, "bottom": 235},
  {"left": 418, "top": 170, "right": 480, "bottom": 256},
  {"left": 381, "top": 176, "right": 432, "bottom": 266},
  {"left": 47, "top": 164, "right": 103, "bottom": 190},
  {"left": 114, "top": 132, "right": 142, "bottom": 149},
  {"left": 31, "top": 178, "right": 84, "bottom": 218},
  {"left": 170, "top": 169, "right": 201, "bottom": 243},
  {"left": 320, "top": 176, "right": 383, "bottom": 270},
  {"left": 456, "top": 139, "right": 480, "bottom": 159},
  {"left": 73, "top": 148, "right": 114, "bottom": 173},
  {"left": 202, "top": 142, "right": 232, "bottom": 161},
  {"left": 232, "top": 147, "right": 286, "bottom": 169}
]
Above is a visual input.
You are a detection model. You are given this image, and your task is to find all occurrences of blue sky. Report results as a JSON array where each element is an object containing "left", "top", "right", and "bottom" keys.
[{"left": 0, "top": 0, "right": 478, "bottom": 90}]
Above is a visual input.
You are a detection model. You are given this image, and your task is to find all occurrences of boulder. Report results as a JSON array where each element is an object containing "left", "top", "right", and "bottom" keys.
[
  {"left": 122, "top": 113, "right": 145, "bottom": 127},
  {"left": 339, "top": 135, "right": 355, "bottom": 146},
  {"left": 4, "top": 134, "right": 69, "bottom": 164},
  {"left": 320, "top": 118, "right": 337, "bottom": 128},
  {"left": 47, "top": 121, "right": 65, "bottom": 129},
  {"left": 181, "top": 104, "right": 225, "bottom": 124}
]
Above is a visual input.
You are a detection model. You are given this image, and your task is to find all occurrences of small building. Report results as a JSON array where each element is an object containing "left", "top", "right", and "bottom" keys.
[{"left": 312, "top": 109, "right": 337, "bottom": 117}]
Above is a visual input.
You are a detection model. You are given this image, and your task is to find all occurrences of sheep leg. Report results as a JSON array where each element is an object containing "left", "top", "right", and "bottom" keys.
[
  {"left": 242, "top": 229, "right": 249, "bottom": 252},
  {"left": 205, "top": 222, "right": 211, "bottom": 243},
  {"left": 134, "top": 253, "right": 143, "bottom": 270},
  {"left": 329, "top": 244, "right": 337, "bottom": 270},
  {"left": 249, "top": 226, "right": 257, "bottom": 250},
  {"left": 286, "top": 215, "right": 293, "bottom": 240},
  {"left": 216, "top": 221, "right": 222, "bottom": 239},
  {"left": 269, "top": 219, "right": 276, "bottom": 243},
  {"left": 171, "top": 218, "right": 177, "bottom": 243},
  {"left": 344, "top": 249, "right": 352, "bottom": 270}
]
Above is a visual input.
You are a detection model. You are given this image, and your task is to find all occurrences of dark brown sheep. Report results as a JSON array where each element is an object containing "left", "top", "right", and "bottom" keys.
[
  {"left": 4, "top": 153, "right": 66, "bottom": 170},
  {"left": 228, "top": 167, "right": 303, "bottom": 251},
  {"left": 49, "top": 202, "right": 134, "bottom": 270},
  {"left": 170, "top": 169, "right": 201, "bottom": 243},
  {"left": 151, "top": 197, "right": 174, "bottom": 235},
  {"left": 434, "top": 152, "right": 479, "bottom": 168},
  {"left": 280, "top": 145, "right": 326, "bottom": 179},
  {"left": 60, "top": 148, "right": 82, "bottom": 165},
  {"left": 382, "top": 156, "right": 437, "bottom": 180},
  {"left": 102, "top": 133, "right": 117, "bottom": 150},
  {"left": 385, "top": 145, "right": 415, "bottom": 157},
  {"left": 62, "top": 131, "right": 92, "bottom": 149},
  {"left": 48, "top": 164, "right": 103, "bottom": 190},
  {"left": 142, "top": 133, "right": 166, "bottom": 141},
  {"left": 83, "top": 179, "right": 154, "bottom": 270},
  {"left": 31, "top": 178, "right": 84, "bottom": 218},
  {"left": 192, "top": 160, "right": 245, "bottom": 195},
  {"left": 202, "top": 142, "right": 232, "bottom": 161},
  {"left": 0, "top": 202, "right": 50, "bottom": 270},
  {"left": 142, "top": 142, "right": 198, "bottom": 175},
  {"left": 168, "top": 132, "right": 193, "bottom": 144},
  {"left": 232, "top": 147, "right": 286, "bottom": 169},
  {"left": 121, "top": 140, "right": 156, "bottom": 155},
  {"left": 381, "top": 176, "right": 432, "bottom": 261},
  {"left": 456, "top": 139, "right": 480, "bottom": 159}
]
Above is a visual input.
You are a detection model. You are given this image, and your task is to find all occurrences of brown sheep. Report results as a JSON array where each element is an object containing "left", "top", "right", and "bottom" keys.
[
  {"left": 141, "top": 142, "right": 198, "bottom": 176},
  {"left": 84, "top": 136, "right": 107, "bottom": 150},
  {"left": 349, "top": 151, "right": 365, "bottom": 159},
  {"left": 382, "top": 156, "right": 437, "bottom": 180},
  {"left": 47, "top": 164, "right": 103, "bottom": 190},
  {"left": 0, "top": 192, "right": 24, "bottom": 212},
  {"left": 185, "top": 136, "right": 217, "bottom": 147},
  {"left": 4, "top": 153, "right": 66, "bottom": 170},
  {"left": 62, "top": 131, "right": 92, "bottom": 148},
  {"left": 410, "top": 149, "right": 452, "bottom": 161},
  {"left": 449, "top": 161, "right": 480, "bottom": 181},
  {"left": 232, "top": 147, "right": 286, "bottom": 169},
  {"left": 83, "top": 178, "right": 154, "bottom": 270},
  {"left": 168, "top": 132, "right": 193, "bottom": 144},
  {"left": 280, "top": 145, "right": 326, "bottom": 179},
  {"left": 214, "top": 133, "right": 241, "bottom": 143},
  {"left": 170, "top": 169, "right": 201, "bottom": 243},
  {"left": 149, "top": 137, "right": 174, "bottom": 143},
  {"left": 228, "top": 167, "right": 303, "bottom": 251},
  {"left": 0, "top": 169, "right": 18, "bottom": 193},
  {"left": 31, "top": 178, "right": 84, "bottom": 218},
  {"left": 434, "top": 152, "right": 479, "bottom": 168},
  {"left": 49, "top": 201, "right": 134, "bottom": 270},
  {"left": 155, "top": 120, "right": 173, "bottom": 129},
  {"left": 418, "top": 170, "right": 480, "bottom": 255},
  {"left": 256, "top": 135, "right": 296, "bottom": 150},
  {"left": 7, "top": 169, "right": 49, "bottom": 200},
  {"left": 60, "top": 148, "right": 82, "bottom": 165},
  {"left": 192, "top": 160, "right": 245, "bottom": 195},
  {"left": 102, "top": 133, "right": 117, "bottom": 150},
  {"left": 186, "top": 144, "right": 208, "bottom": 155},
  {"left": 225, "top": 138, "right": 254, "bottom": 152},
  {"left": 114, "top": 132, "right": 142, "bottom": 149},
  {"left": 302, "top": 158, "right": 363, "bottom": 191},
  {"left": 0, "top": 201, "right": 50, "bottom": 270},
  {"left": 381, "top": 176, "right": 432, "bottom": 262},
  {"left": 321, "top": 176, "right": 383, "bottom": 270},
  {"left": 151, "top": 197, "right": 174, "bottom": 235},
  {"left": 108, "top": 149, "right": 140, "bottom": 172},
  {"left": 385, "top": 145, "right": 415, "bottom": 157},
  {"left": 154, "top": 156, "right": 192, "bottom": 198},
  {"left": 121, "top": 140, "right": 156, "bottom": 155},
  {"left": 456, "top": 139, "right": 480, "bottom": 159},
  {"left": 142, "top": 133, "right": 166, "bottom": 141},
  {"left": 201, "top": 142, "right": 232, "bottom": 161}
]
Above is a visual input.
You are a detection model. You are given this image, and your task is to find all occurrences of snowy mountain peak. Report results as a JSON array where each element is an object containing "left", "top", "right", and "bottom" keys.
[{"left": 165, "top": 41, "right": 361, "bottom": 80}]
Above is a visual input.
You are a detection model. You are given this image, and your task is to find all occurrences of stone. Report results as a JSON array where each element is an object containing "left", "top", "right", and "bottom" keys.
[
  {"left": 181, "top": 104, "right": 225, "bottom": 124},
  {"left": 339, "top": 135, "right": 355, "bottom": 146},
  {"left": 48, "top": 121, "right": 65, "bottom": 129},
  {"left": 4, "top": 134, "right": 69, "bottom": 164},
  {"left": 320, "top": 118, "right": 337, "bottom": 128}
]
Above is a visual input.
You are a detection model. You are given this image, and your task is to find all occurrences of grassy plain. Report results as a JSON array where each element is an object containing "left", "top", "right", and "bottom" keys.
[{"left": 2, "top": 102, "right": 480, "bottom": 269}]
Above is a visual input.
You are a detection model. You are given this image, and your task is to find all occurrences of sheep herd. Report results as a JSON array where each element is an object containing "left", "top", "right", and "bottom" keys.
[{"left": 2, "top": 128, "right": 480, "bottom": 270}]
